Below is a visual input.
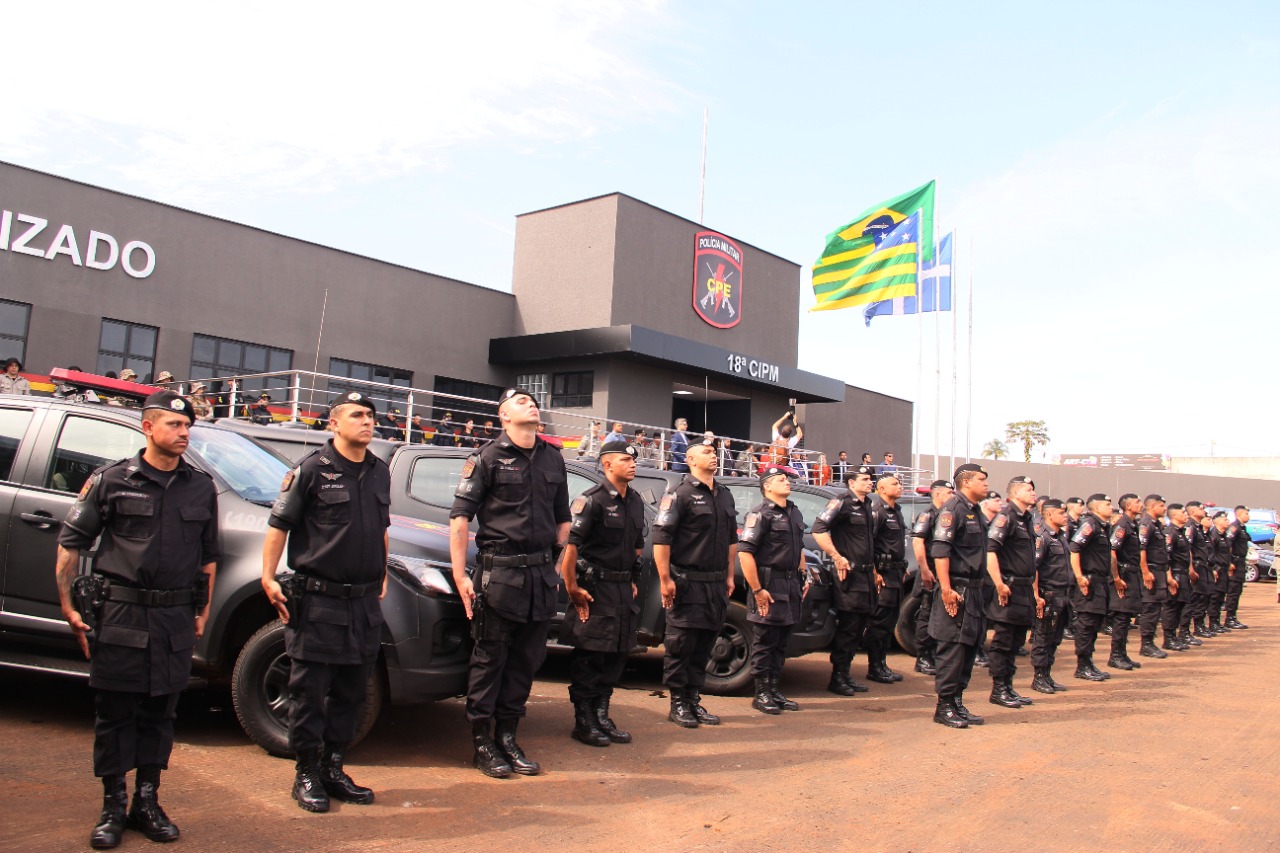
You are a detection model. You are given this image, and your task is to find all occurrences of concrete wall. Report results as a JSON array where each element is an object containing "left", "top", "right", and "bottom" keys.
[
  {"left": 1171, "top": 457, "right": 1280, "bottom": 480},
  {"left": 798, "top": 385, "right": 914, "bottom": 472}
]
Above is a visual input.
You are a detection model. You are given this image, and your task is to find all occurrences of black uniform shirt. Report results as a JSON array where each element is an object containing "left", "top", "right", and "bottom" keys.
[
  {"left": 1035, "top": 526, "right": 1072, "bottom": 590},
  {"left": 912, "top": 504, "right": 941, "bottom": 571},
  {"left": 269, "top": 440, "right": 391, "bottom": 584},
  {"left": 59, "top": 452, "right": 221, "bottom": 588},
  {"left": 1138, "top": 513, "right": 1169, "bottom": 567},
  {"left": 1168, "top": 523, "right": 1192, "bottom": 571},
  {"left": 1110, "top": 513, "right": 1142, "bottom": 565},
  {"left": 931, "top": 494, "right": 988, "bottom": 581},
  {"left": 1226, "top": 521, "right": 1250, "bottom": 561},
  {"left": 1209, "top": 528, "right": 1229, "bottom": 567},
  {"left": 1068, "top": 512, "right": 1112, "bottom": 576},
  {"left": 1189, "top": 521, "right": 1211, "bottom": 566},
  {"left": 650, "top": 474, "right": 737, "bottom": 573},
  {"left": 450, "top": 431, "right": 570, "bottom": 554},
  {"left": 870, "top": 497, "right": 907, "bottom": 562},
  {"left": 986, "top": 504, "right": 1037, "bottom": 579},
  {"left": 812, "top": 492, "right": 875, "bottom": 566},
  {"left": 738, "top": 499, "right": 805, "bottom": 570},
  {"left": 567, "top": 481, "right": 646, "bottom": 573}
]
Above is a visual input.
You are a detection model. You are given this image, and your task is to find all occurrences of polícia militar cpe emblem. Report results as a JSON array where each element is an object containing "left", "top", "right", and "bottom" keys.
[{"left": 693, "top": 231, "right": 743, "bottom": 329}]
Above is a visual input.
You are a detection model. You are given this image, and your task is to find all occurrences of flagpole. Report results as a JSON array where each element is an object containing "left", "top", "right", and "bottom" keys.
[
  {"left": 914, "top": 285, "right": 923, "bottom": 474},
  {"left": 965, "top": 236, "right": 974, "bottom": 463},
  {"left": 932, "top": 216, "right": 941, "bottom": 481},
  {"left": 698, "top": 107, "right": 708, "bottom": 223},
  {"left": 949, "top": 227, "right": 959, "bottom": 478}
]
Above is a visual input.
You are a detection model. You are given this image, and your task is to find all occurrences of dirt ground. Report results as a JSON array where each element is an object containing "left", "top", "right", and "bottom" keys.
[{"left": 2, "top": 584, "right": 1276, "bottom": 853}]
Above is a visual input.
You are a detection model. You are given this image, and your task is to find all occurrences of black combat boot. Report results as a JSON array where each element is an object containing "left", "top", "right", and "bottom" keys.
[
  {"left": 1193, "top": 622, "right": 1214, "bottom": 639},
  {"left": 752, "top": 677, "right": 783, "bottom": 715},
  {"left": 1087, "top": 660, "right": 1110, "bottom": 680},
  {"left": 495, "top": 718, "right": 541, "bottom": 775},
  {"left": 470, "top": 720, "right": 513, "bottom": 779},
  {"left": 1074, "top": 657, "right": 1106, "bottom": 681},
  {"left": 688, "top": 690, "right": 720, "bottom": 726},
  {"left": 1121, "top": 655, "right": 1141, "bottom": 670},
  {"left": 1213, "top": 619, "right": 1231, "bottom": 633},
  {"left": 1031, "top": 667, "right": 1055, "bottom": 694},
  {"left": 293, "top": 748, "right": 332, "bottom": 810},
  {"left": 915, "top": 654, "right": 937, "bottom": 675},
  {"left": 668, "top": 694, "right": 699, "bottom": 728},
  {"left": 933, "top": 698, "right": 968, "bottom": 729},
  {"left": 1161, "top": 632, "right": 1188, "bottom": 652},
  {"left": 1181, "top": 630, "right": 1202, "bottom": 647},
  {"left": 1226, "top": 616, "right": 1248, "bottom": 629},
  {"left": 974, "top": 647, "right": 990, "bottom": 668},
  {"left": 1007, "top": 681, "right": 1033, "bottom": 706},
  {"left": 827, "top": 668, "right": 859, "bottom": 696},
  {"left": 769, "top": 675, "right": 799, "bottom": 711},
  {"left": 1107, "top": 654, "right": 1135, "bottom": 671},
  {"left": 989, "top": 678, "right": 1022, "bottom": 708},
  {"left": 1047, "top": 668, "right": 1069, "bottom": 691},
  {"left": 594, "top": 695, "right": 631, "bottom": 744},
  {"left": 128, "top": 765, "right": 180, "bottom": 841},
  {"left": 571, "top": 700, "right": 611, "bottom": 747},
  {"left": 1139, "top": 638, "right": 1168, "bottom": 658},
  {"left": 90, "top": 775, "right": 128, "bottom": 849},
  {"left": 321, "top": 742, "right": 375, "bottom": 804},
  {"left": 953, "top": 694, "right": 984, "bottom": 725}
]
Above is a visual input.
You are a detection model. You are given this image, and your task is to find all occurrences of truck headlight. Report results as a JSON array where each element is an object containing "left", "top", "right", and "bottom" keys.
[{"left": 387, "top": 554, "right": 457, "bottom": 597}]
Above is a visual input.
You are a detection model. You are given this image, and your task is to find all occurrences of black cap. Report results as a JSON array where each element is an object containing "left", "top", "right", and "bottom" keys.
[
  {"left": 498, "top": 388, "right": 537, "bottom": 409},
  {"left": 954, "top": 463, "right": 987, "bottom": 479},
  {"left": 1042, "top": 498, "right": 1065, "bottom": 510},
  {"left": 142, "top": 390, "right": 195, "bottom": 422},
  {"left": 329, "top": 391, "right": 377, "bottom": 416},
  {"left": 930, "top": 479, "right": 954, "bottom": 490},
  {"left": 1008, "top": 475, "right": 1035, "bottom": 488},
  {"left": 599, "top": 436, "right": 637, "bottom": 458},
  {"left": 1087, "top": 493, "right": 1111, "bottom": 504},
  {"left": 760, "top": 465, "right": 794, "bottom": 490}
]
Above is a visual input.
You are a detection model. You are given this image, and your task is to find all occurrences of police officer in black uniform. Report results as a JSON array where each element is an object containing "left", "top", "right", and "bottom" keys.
[
  {"left": 262, "top": 391, "right": 390, "bottom": 812},
  {"left": 1030, "top": 499, "right": 1072, "bottom": 693},
  {"left": 739, "top": 465, "right": 808, "bottom": 715},
  {"left": 1106, "top": 494, "right": 1144, "bottom": 671},
  {"left": 911, "top": 479, "right": 954, "bottom": 676},
  {"left": 929, "top": 463, "right": 991, "bottom": 729},
  {"left": 559, "top": 436, "right": 645, "bottom": 747},
  {"left": 56, "top": 391, "right": 220, "bottom": 848},
  {"left": 1185, "top": 502, "right": 1217, "bottom": 639},
  {"left": 864, "top": 473, "right": 909, "bottom": 683},
  {"left": 811, "top": 465, "right": 880, "bottom": 696},
  {"left": 450, "top": 388, "right": 571, "bottom": 777},
  {"left": 651, "top": 437, "right": 738, "bottom": 728},
  {"left": 1208, "top": 512, "right": 1232, "bottom": 632},
  {"left": 1136, "top": 494, "right": 1179, "bottom": 657},
  {"left": 1162, "top": 504, "right": 1197, "bottom": 649},
  {"left": 984, "top": 475, "right": 1039, "bottom": 709},
  {"left": 1068, "top": 494, "right": 1114, "bottom": 681},
  {"left": 1224, "top": 506, "right": 1251, "bottom": 630}
]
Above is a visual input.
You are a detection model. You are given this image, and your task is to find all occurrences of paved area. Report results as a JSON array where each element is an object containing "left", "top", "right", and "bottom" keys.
[{"left": 2, "top": 584, "right": 1277, "bottom": 852}]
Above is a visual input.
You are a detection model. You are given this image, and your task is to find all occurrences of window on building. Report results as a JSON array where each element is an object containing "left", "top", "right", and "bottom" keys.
[
  {"left": 190, "top": 334, "right": 293, "bottom": 397},
  {"left": 0, "top": 300, "right": 31, "bottom": 365},
  {"left": 329, "top": 358, "right": 413, "bottom": 407},
  {"left": 96, "top": 319, "right": 158, "bottom": 380},
  {"left": 551, "top": 371, "right": 593, "bottom": 408},
  {"left": 516, "top": 373, "right": 549, "bottom": 409},
  {"left": 432, "top": 376, "right": 502, "bottom": 423}
]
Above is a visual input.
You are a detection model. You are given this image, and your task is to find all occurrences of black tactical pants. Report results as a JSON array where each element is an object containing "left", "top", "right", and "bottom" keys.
[
  {"left": 466, "top": 615, "right": 550, "bottom": 723},
  {"left": 933, "top": 640, "right": 978, "bottom": 700},
  {"left": 568, "top": 649, "right": 628, "bottom": 705},
  {"left": 915, "top": 586, "right": 937, "bottom": 659},
  {"left": 1186, "top": 591, "right": 1209, "bottom": 629},
  {"left": 1225, "top": 570, "right": 1246, "bottom": 618},
  {"left": 1161, "top": 598, "right": 1186, "bottom": 639},
  {"left": 862, "top": 597, "right": 901, "bottom": 661},
  {"left": 662, "top": 625, "right": 718, "bottom": 694},
  {"left": 1030, "top": 595, "right": 1068, "bottom": 669},
  {"left": 1139, "top": 598, "right": 1165, "bottom": 641},
  {"left": 750, "top": 624, "right": 792, "bottom": 678},
  {"left": 988, "top": 622, "right": 1029, "bottom": 682},
  {"left": 1109, "top": 611, "right": 1133, "bottom": 659},
  {"left": 1072, "top": 610, "right": 1107, "bottom": 659},
  {"left": 93, "top": 690, "right": 181, "bottom": 777},
  {"left": 828, "top": 609, "right": 870, "bottom": 672},
  {"left": 288, "top": 657, "right": 376, "bottom": 754}
]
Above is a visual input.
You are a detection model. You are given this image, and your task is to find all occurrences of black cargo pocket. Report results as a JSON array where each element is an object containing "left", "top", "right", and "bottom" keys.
[
  {"left": 580, "top": 604, "right": 620, "bottom": 649},
  {"left": 763, "top": 591, "right": 790, "bottom": 625},
  {"left": 485, "top": 567, "right": 526, "bottom": 615},
  {"left": 167, "top": 627, "right": 197, "bottom": 686},
  {"left": 376, "top": 492, "right": 390, "bottom": 528},
  {"left": 180, "top": 504, "right": 212, "bottom": 543},
  {"left": 305, "top": 598, "right": 351, "bottom": 653},
  {"left": 599, "top": 513, "right": 624, "bottom": 543},
  {"left": 314, "top": 489, "right": 351, "bottom": 525},
  {"left": 494, "top": 468, "right": 524, "bottom": 500},
  {"left": 541, "top": 469, "right": 565, "bottom": 501},
  {"left": 113, "top": 497, "right": 154, "bottom": 540},
  {"left": 94, "top": 625, "right": 150, "bottom": 683},
  {"left": 363, "top": 598, "right": 385, "bottom": 656},
  {"left": 686, "top": 503, "right": 713, "bottom": 533}
]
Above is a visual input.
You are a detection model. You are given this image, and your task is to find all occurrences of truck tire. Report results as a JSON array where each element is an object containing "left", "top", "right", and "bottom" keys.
[
  {"left": 231, "top": 620, "right": 383, "bottom": 757},
  {"left": 701, "top": 604, "right": 754, "bottom": 696},
  {"left": 894, "top": 584, "right": 922, "bottom": 657}
]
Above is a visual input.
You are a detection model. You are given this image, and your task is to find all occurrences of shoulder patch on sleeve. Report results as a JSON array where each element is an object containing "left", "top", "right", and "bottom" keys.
[
  {"left": 460, "top": 455, "right": 478, "bottom": 480},
  {"left": 744, "top": 511, "right": 759, "bottom": 529},
  {"left": 78, "top": 473, "right": 99, "bottom": 502},
  {"left": 280, "top": 470, "right": 296, "bottom": 493},
  {"left": 994, "top": 513, "right": 1008, "bottom": 528},
  {"left": 571, "top": 495, "right": 587, "bottom": 515},
  {"left": 660, "top": 493, "right": 675, "bottom": 512},
  {"left": 938, "top": 510, "right": 953, "bottom": 528},
  {"left": 825, "top": 498, "right": 840, "bottom": 513}
]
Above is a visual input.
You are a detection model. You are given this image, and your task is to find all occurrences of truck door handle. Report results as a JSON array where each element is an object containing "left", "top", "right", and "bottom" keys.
[{"left": 20, "top": 511, "right": 57, "bottom": 528}]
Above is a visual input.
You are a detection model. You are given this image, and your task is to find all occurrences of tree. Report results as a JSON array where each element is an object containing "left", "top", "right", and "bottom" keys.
[
  {"left": 1005, "top": 420, "right": 1050, "bottom": 463},
  {"left": 982, "top": 439, "right": 1008, "bottom": 460}
]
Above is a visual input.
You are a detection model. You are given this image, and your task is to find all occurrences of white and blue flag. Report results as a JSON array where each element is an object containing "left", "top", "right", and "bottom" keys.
[{"left": 863, "top": 232, "right": 953, "bottom": 327}]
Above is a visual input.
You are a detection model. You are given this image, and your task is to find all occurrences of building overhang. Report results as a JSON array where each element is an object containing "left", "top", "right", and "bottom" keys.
[{"left": 489, "top": 325, "right": 844, "bottom": 403}]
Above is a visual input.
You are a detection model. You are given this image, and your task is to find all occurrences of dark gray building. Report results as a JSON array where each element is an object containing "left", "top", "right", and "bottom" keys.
[{"left": 0, "top": 160, "right": 912, "bottom": 459}]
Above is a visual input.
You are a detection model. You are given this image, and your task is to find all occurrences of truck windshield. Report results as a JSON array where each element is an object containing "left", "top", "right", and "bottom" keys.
[{"left": 188, "top": 425, "right": 292, "bottom": 505}]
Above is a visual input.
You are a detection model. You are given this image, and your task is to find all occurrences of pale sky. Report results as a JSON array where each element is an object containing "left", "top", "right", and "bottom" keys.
[{"left": 4, "top": 1, "right": 1277, "bottom": 462}]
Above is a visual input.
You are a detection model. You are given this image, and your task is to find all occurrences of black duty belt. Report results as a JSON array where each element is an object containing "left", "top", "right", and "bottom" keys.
[
  {"left": 949, "top": 575, "right": 976, "bottom": 590},
  {"left": 1040, "top": 584, "right": 1070, "bottom": 594},
  {"left": 1118, "top": 562, "right": 1139, "bottom": 571},
  {"left": 106, "top": 585, "right": 194, "bottom": 607},
  {"left": 674, "top": 567, "right": 727, "bottom": 582},
  {"left": 297, "top": 574, "right": 380, "bottom": 598},
  {"left": 1003, "top": 577, "right": 1035, "bottom": 588},
  {"left": 765, "top": 566, "right": 802, "bottom": 578},
  {"left": 850, "top": 562, "right": 876, "bottom": 573},
  {"left": 487, "top": 548, "right": 554, "bottom": 568},
  {"left": 1172, "top": 568, "right": 1191, "bottom": 576},
  {"left": 877, "top": 559, "right": 909, "bottom": 570},
  {"left": 598, "top": 570, "right": 634, "bottom": 583}
]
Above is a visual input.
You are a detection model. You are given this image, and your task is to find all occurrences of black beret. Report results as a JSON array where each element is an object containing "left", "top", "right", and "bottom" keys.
[
  {"left": 498, "top": 388, "right": 538, "bottom": 408},
  {"left": 1117, "top": 493, "right": 1138, "bottom": 505},
  {"left": 329, "top": 391, "right": 376, "bottom": 416},
  {"left": 851, "top": 465, "right": 874, "bottom": 478},
  {"left": 142, "top": 390, "right": 194, "bottom": 422},
  {"left": 1008, "top": 475, "right": 1035, "bottom": 488},
  {"left": 930, "top": 479, "right": 954, "bottom": 490},
  {"left": 1066, "top": 496, "right": 1085, "bottom": 505},
  {"left": 760, "top": 465, "right": 794, "bottom": 489},
  {"left": 984, "top": 490, "right": 1002, "bottom": 501},
  {"left": 599, "top": 436, "right": 637, "bottom": 458},
  {"left": 1087, "top": 493, "right": 1111, "bottom": 504},
  {"left": 954, "top": 463, "right": 987, "bottom": 479},
  {"left": 1042, "top": 498, "right": 1065, "bottom": 510}
]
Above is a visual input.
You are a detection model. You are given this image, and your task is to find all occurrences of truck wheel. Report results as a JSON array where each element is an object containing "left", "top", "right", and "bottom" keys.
[
  {"left": 701, "top": 604, "right": 754, "bottom": 696},
  {"left": 894, "top": 585, "right": 922, "bottom": 657},
  {"left": 231, "top": 620, "right": 384, "bottom": 757}
]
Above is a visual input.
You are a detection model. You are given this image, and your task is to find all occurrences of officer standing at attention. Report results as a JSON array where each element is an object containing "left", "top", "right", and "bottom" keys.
[
  {"left": 984, "top": 476, "right": 1039, "bottom": 709},
  {"left": 1185, "top": 502, "right": 1217, "bottom": 639},
  {"left": 1208, "top": 512, "right": 1233, "bottom": 632},
  {"left": 1030, "top": 499, "right": 1072, "bottom": 693},
  {"left": 1106, "top": 494, "right": 1144, "bottom": 671},
  {"left": 911, "top": 479, "right": 954, "bottom": 676},
  {"left": 1223, "top": 506, "right": 1251, "bottom": 630},
  {"left": 262, "top": 391, "right": 390, "bottom": 812},
  {"left": 55, "top": 391, "right": 219, "bottom": 848},
  {"left": 739, "top": 465, "right": 808, "bottom": 715},
  {"left": 1136, "top": 495, "right": 1179, "bottom": 657},
  {"left": 929, "top": 463, "right": 991, "bottom": 729},
  {"left": 811, "top": 465, "right": 880, "bottom": 696},
  {"left": 652, "top": 438, "right": 738, "bottom": 727},
  {"left": 450, "top": 388, "right": 571, "bottom": 777},
  {"left": 1162, "top": 504, "right": 1197, "bottom": 649},
  {"left": 864, "top": 473, "right": 909, "bottom": 684},
  {"left": 559, "top": 437, "right": 645, "bottom": 748},
  {"left": 1067, "top": 494, "right": 1114, "bottom": 681}
]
